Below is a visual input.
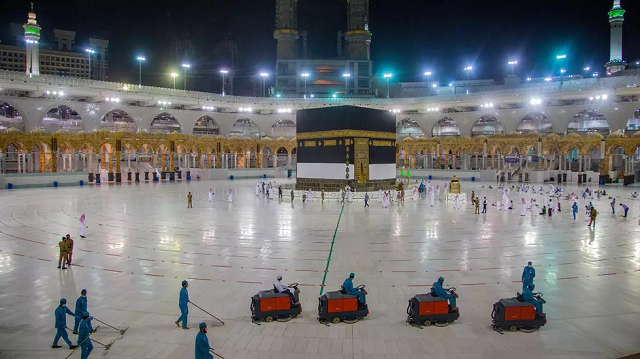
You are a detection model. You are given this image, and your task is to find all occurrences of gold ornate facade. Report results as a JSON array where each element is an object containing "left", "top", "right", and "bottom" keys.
[
  {"left": 0, "top": 130, "right": 297, "bottom": 173},
  {"left": 396, "top": 132, "right": 640, "bottom": 176}
]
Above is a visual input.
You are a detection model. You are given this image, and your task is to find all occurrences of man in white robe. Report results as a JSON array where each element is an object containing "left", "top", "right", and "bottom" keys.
[
  {"left": 209, "top": 188, "right": 214, "bottom": 202},
  {"left": 79, "top": 214, "right": 87, "bottom": 238},
  {"left": 227, "top": 188, "right": 233, "bottom": 203}
]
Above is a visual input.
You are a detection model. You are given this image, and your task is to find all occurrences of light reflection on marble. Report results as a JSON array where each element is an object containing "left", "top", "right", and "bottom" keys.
[{"left": 0, "top": 179, "right": 639, "bottom": 358}]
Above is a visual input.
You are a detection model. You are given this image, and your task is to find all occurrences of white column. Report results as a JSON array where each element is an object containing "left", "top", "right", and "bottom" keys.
[{"left": 17, "top": 154, "right": 22, "bottom": 173}]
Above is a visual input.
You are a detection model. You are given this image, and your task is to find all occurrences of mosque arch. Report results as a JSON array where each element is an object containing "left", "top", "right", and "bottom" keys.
[
  {"left": 229, "top": 118, "right": 261, "bottom": 139},
  {"left": 0, "top": 102, "right": 25, "bottom": 132},
  {"left": 193, "top": 116, "right": 220, "bottom": 136},
  {"left": 150, "top": 113, "right": 181, "bottom": 134},
  {"left": 471, "top": 115, "right": 504, "bottom": 137},
  {"left": 396, "top": 118, "right": 424, "bottom": 139},
  {"left": 41, "top": 105, "right": 84, "bottom": 133},
  {"left": 566, "top": 110, "right": 609, "bottom": 136},
  {"left": 269, "top": 119, "right": 296, "bottom": 138},
  {"left": 624, "top": 109, "right": 640, "bottom": 134},
  {"left": 516, "top": 112, "right": 553, "bottom": 134},
  {"left": 432, "top": 117, "right": 460, "bottom": 137},
  {"left": 99, "top": 109, "right": 137, "bottom": 132}
]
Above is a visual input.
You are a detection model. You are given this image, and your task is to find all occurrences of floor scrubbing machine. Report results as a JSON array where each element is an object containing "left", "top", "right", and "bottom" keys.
[
  {"left": 491, "top": 291, "right": 547, "bottom": 333},
  {"left": 318, "top": 285, "right": 369, "bottom": 324},
  {"left": 407, "top": 287, "right": 460, "bottom": 327},
  {"left": 251, "top": 283, "right": 301, "bottom": 322}
]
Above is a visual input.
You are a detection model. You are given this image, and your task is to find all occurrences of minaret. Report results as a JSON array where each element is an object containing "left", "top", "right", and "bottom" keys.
[
  {"left": 605, "top": 0, "right": 626, "bottom": 74},
  {"left": 23, "top": 1, "right": 41, "bottom": 76},
  {"left": 345, "top": 0, "right": 372, "bottom": 60},
  {"left": 274, "top": 0, "right": 298, "bottom": 60}
]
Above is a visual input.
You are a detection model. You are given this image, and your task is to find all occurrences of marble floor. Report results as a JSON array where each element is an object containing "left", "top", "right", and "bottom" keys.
[{"left": 0, "top": 179, "right": 639, "bottom": 359}]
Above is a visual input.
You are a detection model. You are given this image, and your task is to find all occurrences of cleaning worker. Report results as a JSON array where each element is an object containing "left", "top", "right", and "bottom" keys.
[
  {"left": 432, "top": 277, "right": 456, "bottom": 310},
  {"left": 195, "top": 322, "right": 214, "bottom": 359},
  {"left": 77, "top": 314, "right": 94, "bottom": 359},
  {"left": 343, "top": 273, "right": 365, "bottom": 304},
  {"left": 522, "top": 283, "right": 542, "bottom": 314},
  {"left": 73, "top": 289, "right": 89, "bottom": 334},
  {"left": 274, "top": 274, "right": 298, "bottom": 305},
  {"left": 521, "top": 262, "right": 535, "bottom": 290},
  {"left": 175, "top": 280, "right": 190, "bottom": 329},
  {"left": 52, "top": 298, "right": 78, "bottom": 349}
]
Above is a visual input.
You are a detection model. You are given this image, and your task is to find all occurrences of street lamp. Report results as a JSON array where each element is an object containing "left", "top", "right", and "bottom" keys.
[
  {"left": 181, "top": 63, "right": 191, "bottom": 90},
  {"left": 556, "top": 54, "right": 567, "bottom": 86},
  {"left": 464, "top": 66, "right": 473, "bottom": 94},
  {"left": 301, "top": 73, "right": 310, "bottom": 98},
  {"left": 220, "top": 69, "right": 229, "bottom": 96},
  {"left": 170, "top": 72, "right": 179, "bottom": 89},
  {"left": 260, "top": 72, "right": 269, "bottom": 97},
  {"left": 343, "top": 73, "right": 351, "bottom": 95},
  {"left": 383, "top": 73, "right": 392, "bottom": 98},
  {"left": 136, "top": 56, "right": 146, "bottom": 88},
  {"left": 85, "top": 48, "right": 95, "bottom": 80},
  {"left": 424, "top": 71, "right": 432, "bottom": 92},
  {"left": 508, "top": 60, "right": 518, "bottom": 75}
]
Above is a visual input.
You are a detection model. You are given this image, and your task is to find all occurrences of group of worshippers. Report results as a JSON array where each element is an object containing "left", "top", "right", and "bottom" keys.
[{"left": 52, "top": 289, "right": 94, "bottom": 359}]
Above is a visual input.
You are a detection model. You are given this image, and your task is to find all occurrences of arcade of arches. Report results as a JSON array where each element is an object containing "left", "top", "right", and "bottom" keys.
[
  {"left": 2, "top": 131, "right": 640, "bottom": 179},
  {"left": 396, "top": 132, "right": 640, "bottom": 178},
  {"left": 0, "top": 132, "right": 297, "bottom": 176}
]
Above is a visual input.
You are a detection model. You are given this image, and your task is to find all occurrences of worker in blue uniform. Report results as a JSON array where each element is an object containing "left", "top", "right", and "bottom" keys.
[
  {"left": 52, "top": 298, "right": 78, "bottom": 349},
  {"left": 73, "top": 289, "right": 89, "bottom": 334},
  {"left": 522, "top": 283, "right": 543, "bottom": 314},
  {"left": 343, "top": 273, "right": 365, "bottom": 304},
  {"left": 195, "top": 322, "right": 214, "bottom": 359},
  {"left": 432, "top": 277, "right": 456, "bottom": 310},
  {"left": 521, "top": 261, "right": 535, "bottom": 290},
  {"left": 175, "top": 280, "right": 190, "bottom": 329},
  {"left": 78, "top": 314, "right": 94, "bottom": 359}
]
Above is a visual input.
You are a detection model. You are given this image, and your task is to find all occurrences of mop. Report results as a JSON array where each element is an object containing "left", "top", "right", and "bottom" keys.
[
  {"left": 190, "top": 301, "right": 225, "bottom": 325},
  {"left": 92, "top": 317, "right": 129, "bottom": 338}
]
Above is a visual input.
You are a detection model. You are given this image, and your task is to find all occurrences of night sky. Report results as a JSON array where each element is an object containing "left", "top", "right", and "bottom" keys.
[{"left": 1, "top": 0, "right": 639, "bottom": 95}]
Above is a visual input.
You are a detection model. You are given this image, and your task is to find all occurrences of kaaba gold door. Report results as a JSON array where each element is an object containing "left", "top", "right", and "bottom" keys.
[{"left": 354, "top": 138, "right": 369, "bottom": 183}]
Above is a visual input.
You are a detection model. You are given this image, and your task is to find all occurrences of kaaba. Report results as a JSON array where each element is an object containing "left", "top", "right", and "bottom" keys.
[{"left": 296, "top": 105, "right": 397, "bottom": 191}]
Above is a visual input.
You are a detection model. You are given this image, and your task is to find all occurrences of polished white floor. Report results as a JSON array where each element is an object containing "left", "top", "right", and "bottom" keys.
[{"left": 0, "top": 179, "right": 639, "bottom": 359}]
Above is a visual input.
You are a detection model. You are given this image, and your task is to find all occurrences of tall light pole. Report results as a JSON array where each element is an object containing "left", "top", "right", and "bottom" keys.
[
  {"left": 424, "top": 71, "right": 432, "bottom": 92},
  {"left": 181, "top": 63, "right": 191, "bottom": 90},
  {"left": 220, "top": 69, "right": 228, "bottom": 96},
  {"left": 85, "top": 48, "right": 95, "bottom": 80},
  {"left": 170, "top": 72, "right": 179, "bottom": 89},
  {"left": 383, "top": 73, "right": 392, "bottom": 98},
  {"left": 508, "top": 60, "right": 518, "bottom": 75},
  {"left": 260, "top": 72, "right": 269, "bottom": 97},
  {"left": 556, "top": 54, "right": 567, "bottom": 86},
  {"left": 464, "top": 66, "right": 473, "bottom": 94},
  {"left": 301, "top": 73, "right": 309, "bottom": 98},
  {"left": 343, "top": 73, "right": 351, "bottom": 95},
  {"left": 136, "top": 56, "right": 146, "bottom": 88}
]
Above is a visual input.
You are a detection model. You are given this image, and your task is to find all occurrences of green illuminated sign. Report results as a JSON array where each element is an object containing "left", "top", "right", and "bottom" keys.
[
  {"left": 608, "top": 9, "right": 625, "bottom": 19},
  {"left": 24, "top": 27, "right": 40, "bottom": 35}
]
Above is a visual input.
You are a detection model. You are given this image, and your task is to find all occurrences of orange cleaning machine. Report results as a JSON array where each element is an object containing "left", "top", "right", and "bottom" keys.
[{"left": 406, "top": 293, "right": 459, "bottom": 327}]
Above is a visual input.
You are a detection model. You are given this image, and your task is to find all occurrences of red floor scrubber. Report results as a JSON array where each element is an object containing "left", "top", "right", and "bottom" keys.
[
  {"left": 318, "top": 285, "right": 368, "bottom": 324},
  {"left": 406, "top": 287, "right": 460, "bottom": 327},
  {"left": 491, "top": 292, "right": 547, "bottom": 333},
  {"left": 251, "top": 283, "right": 301, "bottom": 323}
]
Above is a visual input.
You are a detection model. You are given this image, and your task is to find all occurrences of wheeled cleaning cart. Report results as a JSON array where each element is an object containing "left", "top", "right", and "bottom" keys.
[
  {"left": 318, "top": 290, "right": 368, "bottom": 324},
  {"left": 491, "top": 296, "right": 546, "bottom": 332},
  {"left": 407, "top": 293, "right": 459, "bottom": 327}
]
